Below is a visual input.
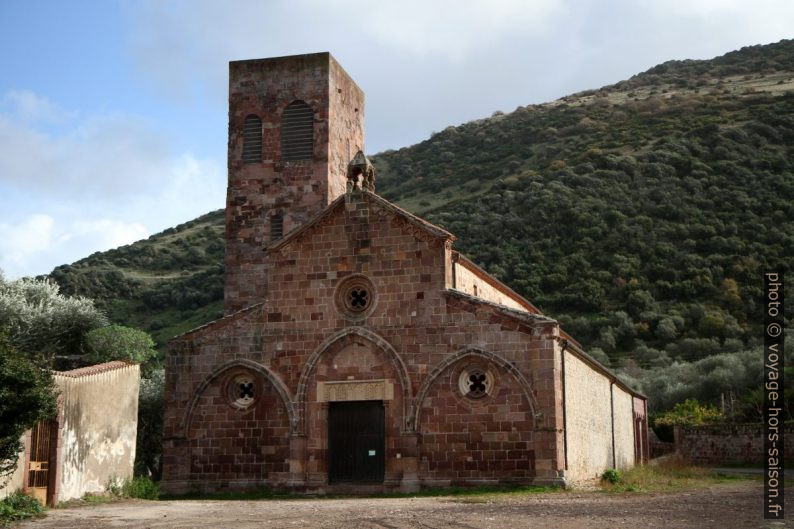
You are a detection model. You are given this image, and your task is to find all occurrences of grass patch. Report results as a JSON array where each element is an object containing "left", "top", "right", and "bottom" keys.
[
  {"left": 600, "top": 456, "right": 754, "bottom": 493},
  {"left": 56, "top": 476, "right": 159, "bottom": 508},
  {"left": 160, "top": 483, "right": 563, "bottom": 502},
  {"left": 122, "top": 476, "right": 159, "bottom": 500},
  {"left": 0, "top": 491, "right": 45, "bottom": 526}
]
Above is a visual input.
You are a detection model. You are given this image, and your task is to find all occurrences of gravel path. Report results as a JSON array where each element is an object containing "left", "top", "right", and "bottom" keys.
[{"left": 14, "top": 481, "right": 791, "bottom": 529}]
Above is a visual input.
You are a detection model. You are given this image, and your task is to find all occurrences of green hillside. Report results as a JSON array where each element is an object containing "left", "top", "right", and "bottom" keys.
[
  {"left": 50, "top": 40, "right": 794, "bottom": 392},
  {"left": 50, "top": 210, "right": 226, "bottom": 348}
]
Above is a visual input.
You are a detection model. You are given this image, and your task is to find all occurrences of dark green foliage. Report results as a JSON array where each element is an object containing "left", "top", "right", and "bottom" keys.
[
  {"left": 121, "top": 476, "right": 159, "bottom": 500},
  {"left": 0, "top": 333, "right": 57, "bottom": 484},
  {"left": 601, "top": 468, "right": 622, "bottom": 485},
  {"left": 0, "top": 491, "right": 45, "bottom": 525},
  {"left": 84, "top": 325, "right": 158, "bottom": 368},
  {"left": 135, "top": 369, "right": 164, "bottom": 479}
]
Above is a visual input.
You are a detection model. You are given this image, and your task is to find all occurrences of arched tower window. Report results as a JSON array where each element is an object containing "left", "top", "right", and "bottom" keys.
[
  {"left": 281, "top": 100, "right": 313, "bottom": 161},
  {"left": 242, "top": 114, "right": 262, "bottom": 163},
  {"left": 270, "top": 214, "right": 284, "bottom": 241}
]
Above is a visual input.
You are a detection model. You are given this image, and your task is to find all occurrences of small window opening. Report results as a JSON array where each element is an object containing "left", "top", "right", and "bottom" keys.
[
  {"left": 242, "top": 114, "right": 262, "bottom": 163},
  {"left": 271, "top": 214, "right": 284, "bottom": 241}
]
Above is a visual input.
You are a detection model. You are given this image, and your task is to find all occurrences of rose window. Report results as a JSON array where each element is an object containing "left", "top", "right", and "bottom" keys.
[{"left": 458, "top": 367, "right": 493, "bottom": 399}]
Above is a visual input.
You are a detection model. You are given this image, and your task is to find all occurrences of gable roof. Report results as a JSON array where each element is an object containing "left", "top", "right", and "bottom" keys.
[
  {"left": 170, "top": 302, "right": 265, "bottom": 342},
  {"left": 265, "top": 190, "right": 455, "bottom": 254}
]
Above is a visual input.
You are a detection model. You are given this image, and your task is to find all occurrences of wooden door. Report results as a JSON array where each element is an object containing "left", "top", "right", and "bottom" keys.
[
  {"left": 328, "top": 401, "right": 385, "bottom": 483},
  {"left": 27, "top": 420, "right": 52, "bottom": 505}
]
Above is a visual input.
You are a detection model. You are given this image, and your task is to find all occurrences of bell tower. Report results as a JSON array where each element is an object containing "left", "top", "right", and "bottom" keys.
[{"left": 224, "top": 52, "right": 365, "bottom": 313}]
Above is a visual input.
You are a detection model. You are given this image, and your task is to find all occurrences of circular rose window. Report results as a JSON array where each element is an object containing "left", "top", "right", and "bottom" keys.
[
  {"left": 229, "top": 374, "right": 256, "bottom": 409},
  {"left": 334, "top": 274, "right": 377, "bottom": 320},
  {"left": 458, "top": 367, "right": 494, "bottom": 399}
]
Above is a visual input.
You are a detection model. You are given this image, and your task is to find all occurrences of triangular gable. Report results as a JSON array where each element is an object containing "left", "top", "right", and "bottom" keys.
[{"left": 264, "top": 190, "right": 455, "bottom": 255}]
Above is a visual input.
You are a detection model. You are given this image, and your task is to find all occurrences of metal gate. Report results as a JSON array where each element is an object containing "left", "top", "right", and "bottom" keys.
[
  {"left": 28, "top": 420, "right": 52, "bottom": 505},
  {"left": 328, "top": 401, "right": 385, "bottom": 483}
]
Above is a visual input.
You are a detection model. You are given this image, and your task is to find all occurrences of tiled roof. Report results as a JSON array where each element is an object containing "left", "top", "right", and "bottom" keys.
[{"left": 53, "top": 360, "right": 136, "bottom": 379}]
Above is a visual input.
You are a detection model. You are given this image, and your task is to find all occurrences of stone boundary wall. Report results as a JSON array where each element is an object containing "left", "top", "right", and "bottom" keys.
[{"left": 676, "top": 423, "right": 794, "bottom": 465}]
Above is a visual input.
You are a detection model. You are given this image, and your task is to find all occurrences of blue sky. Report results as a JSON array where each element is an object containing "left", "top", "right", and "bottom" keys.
[{"left": 1, "top": 0, "right": 793, "bottom": 279}]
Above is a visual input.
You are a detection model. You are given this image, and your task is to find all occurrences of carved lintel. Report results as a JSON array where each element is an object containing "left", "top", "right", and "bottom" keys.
[{"left": 317, "top": 379, "right": 394, "bottom": 402}]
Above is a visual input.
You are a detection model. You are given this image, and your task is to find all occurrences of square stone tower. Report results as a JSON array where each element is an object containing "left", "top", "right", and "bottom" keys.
[{"left": 224, "top": 52, "right": 365, "bottom": 313}]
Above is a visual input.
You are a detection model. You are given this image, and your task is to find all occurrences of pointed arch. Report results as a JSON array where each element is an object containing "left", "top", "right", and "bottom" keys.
[
  {"left": 180, "top": 358, "right": 295, "bottom": 438},
  {"left": 412, "top": 347, "right": 540, "bottom": 431},
  {"left": 295, "top": 327, "right": 412, "bottom": 434}
]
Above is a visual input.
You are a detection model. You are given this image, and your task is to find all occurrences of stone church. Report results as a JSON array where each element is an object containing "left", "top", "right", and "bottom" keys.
[{"left": 161, "top": 52, "right": 649, "bottom": 494}]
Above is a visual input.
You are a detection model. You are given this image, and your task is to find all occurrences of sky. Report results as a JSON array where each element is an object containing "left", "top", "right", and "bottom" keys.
[{"left": 1, "top": 0, "right": 792, "bottom": 279}]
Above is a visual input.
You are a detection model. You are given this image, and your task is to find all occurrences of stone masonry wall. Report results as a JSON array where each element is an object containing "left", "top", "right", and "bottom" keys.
[
  {"left": 452, "top": 259, "right": 533, "bottom": 313},
  {"left": 162, "top": 192, "right": 565, "bottom": 493},
  {"left": 563, "top": 350, "right": 613, "bottom": 482},
  {"left": 613, "top": 386, "right": 635, "bottom": 469},
  {"left": 186, "top": 369, "right": 290, "bottom": 487},
  {"left": 419, "top": 359, "right": 537, "bottom": 485},
  {"left": 224, "top": 53, "right": 364, "bottom": 313},
  {"left": 677, "top": 423, "right": 794, "bottom": 465}
]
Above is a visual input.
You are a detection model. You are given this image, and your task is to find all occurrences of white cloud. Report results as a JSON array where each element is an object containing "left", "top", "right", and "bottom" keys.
[
  {"left": 302, "top": 0, "right": 566, "bottom": 59},
  {"left": 0, "top": 214, "right": 55, "bottom": 273},
  {"left": 0, "top": 90, "right": 225, "bottom": 279},
  {"left": 0, "top": 214, "right": 150, "bottom": 279},
  {"left": 0, "top": 108, "right": 171, "bottom": 198},
  {"left": 1, "top": 89, "right": 73, "bottom": 124}
]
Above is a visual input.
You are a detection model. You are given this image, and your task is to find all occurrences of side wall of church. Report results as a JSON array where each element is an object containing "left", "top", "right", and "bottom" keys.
[
  {"left": 563, "top": 349, "right": 643, "bottom": 482},
  {"left": 563, "top": 351, "right": 614, "bottom": 482},
  {"left": 452, "top": 260, "right": 533, "bottom": 313},
  {"left": 613, "top": 386, "right": 636, "bottom": 469}
]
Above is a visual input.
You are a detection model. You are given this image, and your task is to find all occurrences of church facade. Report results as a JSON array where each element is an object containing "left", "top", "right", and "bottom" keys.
[{"left": 160, "top": 52, "right": 648, "bottom": 494}]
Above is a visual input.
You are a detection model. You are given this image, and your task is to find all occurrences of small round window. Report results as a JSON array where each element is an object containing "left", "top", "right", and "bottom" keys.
[
  {"left": 334, "top": 275, "right": 376, "bottom": 319},
  {"left": 230, "top": 375, "right": 256, "bottom": 408},
  {"left": 458, "top": 367, "right": 493, "bottom": 399}
]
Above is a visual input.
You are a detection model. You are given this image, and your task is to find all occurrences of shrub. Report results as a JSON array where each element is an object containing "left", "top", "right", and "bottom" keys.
[
  {"left": 654, "top": 398, "right": 723, "bottom": 427},
  {"left": 122, "top": 476, "right": 159, "bottom": 500},
  {"left": 0, "top": 491, "right": 44, "bottom": 524},
  {"left": 601, "top": 468, "right": 622, "bottom": 484}
]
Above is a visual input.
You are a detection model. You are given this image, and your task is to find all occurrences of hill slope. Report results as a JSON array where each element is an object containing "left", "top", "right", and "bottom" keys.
[{"left": 50, "top": 40, "right": 794, "bottom": 373}]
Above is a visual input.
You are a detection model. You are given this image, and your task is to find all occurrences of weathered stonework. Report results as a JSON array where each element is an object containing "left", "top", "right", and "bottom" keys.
[
  {"left": 161, "top": 52, "right": 648, "bottom": 494},
  {"left": 224, "top": 53, "right": 365, "bottom": 313}
]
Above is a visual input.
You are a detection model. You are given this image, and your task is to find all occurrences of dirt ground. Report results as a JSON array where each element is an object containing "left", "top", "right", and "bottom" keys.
[{"left": 14, "top": 481, "right": 791, "bottom": 529}]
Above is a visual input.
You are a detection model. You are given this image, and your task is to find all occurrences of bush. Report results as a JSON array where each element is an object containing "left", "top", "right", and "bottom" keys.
[
  {"left": 0, "top": 491, "right": 44, "bottom": 524},
  {"left": 122, "top": 476, "right": 159, "bottom": 500},
  {"left": 654, "top": 398, "right": 723, "bottom": 427},
  {"left": 601, "top": 468, "right": 622, "bottom": 484}
]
